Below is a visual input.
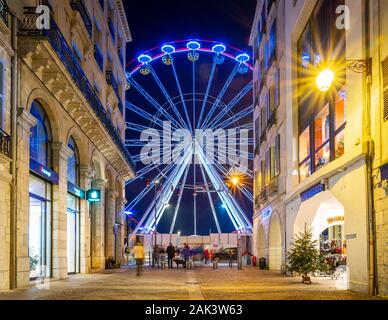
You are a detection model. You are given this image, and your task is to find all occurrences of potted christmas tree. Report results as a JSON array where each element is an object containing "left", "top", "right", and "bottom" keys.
[{"left": 287, "top": 225, "right": 328, "bottom": 284}]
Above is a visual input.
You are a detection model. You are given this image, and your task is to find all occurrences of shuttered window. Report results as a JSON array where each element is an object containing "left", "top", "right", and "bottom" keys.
[{"left": 383, "top": 57, "right": 388, "bottom": 122}]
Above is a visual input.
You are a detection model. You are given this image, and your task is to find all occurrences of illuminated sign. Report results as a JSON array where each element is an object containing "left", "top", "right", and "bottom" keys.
[
  {"left": 262, "top": 209, "right": 272, "bottom": 221},
  {"left": 301, "top": 183, "right": 325, "bottom": 202},
  {"left": 30, "top": 159, "right": 59, "bottom": 184},
  {"left": 327, "top": 216, "right": 344, "bottom": 225},
  {"left": 87, "top": 189, "right": 101, "bottom": 203},
  {"left": 68, "top": 182, "right": 85, "bottom": 199}
]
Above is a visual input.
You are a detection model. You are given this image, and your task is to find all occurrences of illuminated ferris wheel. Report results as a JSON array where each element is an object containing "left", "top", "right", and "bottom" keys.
[{"left": 124, "top": 39, "right": 254, "bottom": 235}]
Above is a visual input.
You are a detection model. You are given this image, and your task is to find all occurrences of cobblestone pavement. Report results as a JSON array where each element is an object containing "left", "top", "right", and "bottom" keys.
[{"left": 0, "top": 265, "right": 384, "bottom": 300}]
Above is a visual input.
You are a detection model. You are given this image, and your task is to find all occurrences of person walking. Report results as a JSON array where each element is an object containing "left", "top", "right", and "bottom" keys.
[
  {"left": 152, "top": 244, "right": 160, "bottom": 268},
  {"left": 124, "top": 238, "right": 130, "bottom": 266},
  {"left": 131, "top": 241, "right": 145, "bottom": 277},
  {"left": 166, "top": 243, "right": 175, "bottom": 269},
  {"left": 183, "top": 243, "right": 190, "bottom": 268},
  {"left": 204, "top": 248, "right": 209, "bottom": 265},
  {"left": 228, "top": 250, "right": 234, "bottom": 269}
]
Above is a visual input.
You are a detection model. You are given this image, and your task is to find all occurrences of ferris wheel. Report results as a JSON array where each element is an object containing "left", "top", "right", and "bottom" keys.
[{"left": 125, "top": 39, "right": 254, "bottom": 235}]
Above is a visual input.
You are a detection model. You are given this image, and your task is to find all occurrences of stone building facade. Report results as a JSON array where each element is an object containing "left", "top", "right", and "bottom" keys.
[
  {"left": 249, "top": 0, "right": 287, "bottom": 272},
  {"left": 252, "top": 0, "right": 388, "bottom": 295},
  {"left": 0, "top": 0, "right": 135, "bottom": 290},
  {"left": 0, "top": 0, "right": 13, "bottom": 291}
]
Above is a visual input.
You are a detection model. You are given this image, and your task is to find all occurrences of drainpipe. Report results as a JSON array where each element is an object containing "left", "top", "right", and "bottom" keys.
[
  {"left": 364, "top": 0, "right": 378, "bottom": 296},
  {"left": 9, "top": 10, "right": 19, "bottom": 290}
]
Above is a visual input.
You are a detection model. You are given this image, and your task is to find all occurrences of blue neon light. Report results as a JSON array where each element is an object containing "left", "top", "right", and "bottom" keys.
[
  {"left": 138, "top": 54, "right": 152, "bottom": 64},
  {"left": 187, "top": 41, "right": 200, "bottom": 50},
  {"left": 212, "top": 44, "right": 226, "bottom": 54},
  {"left": 161, "top": 44, "right": 175, "bottom": 54},
  {"left": 235, "top": 53, "right": 250, "bottom": 63}
]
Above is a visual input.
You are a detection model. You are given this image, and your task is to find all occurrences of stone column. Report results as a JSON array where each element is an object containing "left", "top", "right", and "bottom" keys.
[
  {"left": 51, "top": 142, "right": 73, "bottom": 279},
  {"left": 115, "top": 197, "right": 127, "bottom": 264},
  {"left": 16, "top": 110, "right": 37, "bottom": 288},
  {"left": 105, "top": 190, "right": 117, "bottom": 260},
  {"left": 90, "top": 179, "right": 106, "bottom": 271},
  {"left": 79, "top": 165, "right": 95, "bottom": 274}
]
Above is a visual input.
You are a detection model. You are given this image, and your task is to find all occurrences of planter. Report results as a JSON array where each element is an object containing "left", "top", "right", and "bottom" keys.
[{"left": 302, "top": 275, "right": 312, "bottom": 284}]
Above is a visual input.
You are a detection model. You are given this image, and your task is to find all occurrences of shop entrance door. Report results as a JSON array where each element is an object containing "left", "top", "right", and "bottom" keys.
[
  {"left": 67, "top": 194, "right": 80, "bottom": 274},
  {"left": 29, "top": 195, "right": 49, "bottom": 279}
]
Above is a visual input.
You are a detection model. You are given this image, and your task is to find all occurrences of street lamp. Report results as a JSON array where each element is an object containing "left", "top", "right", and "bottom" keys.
[
  {"left": 316, "top": 68, "right": 335, "bottom": 92},
  {"left": 153, "top": 179, "right": 160, "bottom": 246}
]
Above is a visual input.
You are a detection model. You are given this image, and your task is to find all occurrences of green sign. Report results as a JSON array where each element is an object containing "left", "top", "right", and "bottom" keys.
[{"left": 87, "top": 189, "right": 101, "bottom": 203}]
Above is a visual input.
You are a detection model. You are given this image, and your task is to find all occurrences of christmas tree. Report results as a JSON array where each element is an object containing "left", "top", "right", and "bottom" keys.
[{"left": 287, "top": 225, "right": 328, "bottom": 284}]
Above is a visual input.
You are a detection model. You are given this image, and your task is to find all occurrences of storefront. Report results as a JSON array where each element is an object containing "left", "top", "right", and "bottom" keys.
[
  {"left": 29, "top": 173, "right": 53, "bottom": 279},
  {"left": 67, "top": 137, "right": 82, "bottom": 274},
  {"left": 29, "top": 100, "right": 55, "bottom": 279}
]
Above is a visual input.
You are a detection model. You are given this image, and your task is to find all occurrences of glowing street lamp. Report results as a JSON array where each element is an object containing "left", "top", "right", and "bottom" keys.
[
  {"left": 231, "top": 176, "right": 240, "bottom": 186},
  {"left": 316, "top": 68, "right": 335, "bottom": 92}
]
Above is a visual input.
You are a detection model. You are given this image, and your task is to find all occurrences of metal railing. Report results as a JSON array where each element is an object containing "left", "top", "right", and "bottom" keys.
[
  {"left": 0, "top": 128, "right": 10, "bottom": 158},
  {"left": 18, "top": 12, "right": 134, "bottom": 171},
  {"left": 70, "top": 0, "right": 92, "bottom": 38},
  {"left": 0, "top": 0, "right": 7, "bottom": 26}
]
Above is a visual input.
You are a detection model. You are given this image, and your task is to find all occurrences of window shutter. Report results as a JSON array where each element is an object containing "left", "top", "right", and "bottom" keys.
[{"left": 383, "top": 58, "right": 388, "bottom": 122}]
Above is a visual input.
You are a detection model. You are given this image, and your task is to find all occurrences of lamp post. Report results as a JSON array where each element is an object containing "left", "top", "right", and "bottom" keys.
[{"left": 153, "top": 180, "right": 160, "bottom": 247}]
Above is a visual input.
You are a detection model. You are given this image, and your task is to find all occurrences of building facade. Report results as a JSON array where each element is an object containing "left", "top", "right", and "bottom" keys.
[
  {"left": 0, "top": 0, "right": 135, "bottom": 290},
  {"left": 252, "top": 0, "right": 388, "bottom": 295},
  {"left": 0, "top": 0, "right": 13, "bottom": 291},
  {"left": 250, "top": 0, "right": 287, "bottom": 272},
  {"left": 370, "top": 0, "right": 388, "bottom": 297}
]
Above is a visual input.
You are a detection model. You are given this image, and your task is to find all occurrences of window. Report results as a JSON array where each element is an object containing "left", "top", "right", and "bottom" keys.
[
  {"left": 0, "top": 61, "right": 3, "bottom": 128},
  {"left": 67, "top": 137, "right": 80, "bottom": 186},
  {"left": 297, "top": 0, "right": 346, "bottom": 181},
  {"left": 314, "top": 104, "right": 330, "bottom": 169},
  {"left": 30, "top": 100, "right": 52, "bottom": 167}
]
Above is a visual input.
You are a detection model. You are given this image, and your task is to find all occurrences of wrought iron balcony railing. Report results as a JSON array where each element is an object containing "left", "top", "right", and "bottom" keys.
[
  {"left": 0, "top": 128, "right": 10, "bottom": 158},
  {"left": 267, "top": 110, "right": 277, "bottom": 131},
  {"left": 0, "top": 0, "right": 8, "bottom": 26},
  {"left": 94, "top": 44, "right": 104, "bottom": 71},
  {"left": 70, "top": 0, "right": 92, "bottom": 38},
  {"left": 18, "top": 13, "right": 134, "bottom": 171}
]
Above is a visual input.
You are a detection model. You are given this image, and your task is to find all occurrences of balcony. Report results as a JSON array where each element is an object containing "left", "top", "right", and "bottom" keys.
[
  {"left": 0, "top": 129, "right": 10, "bottom": 158},
  {"left": 258, "top": 177, "right": 279, "bottom": 204},
  {"left": 18, "top": 12, "right": 134, "bottom": 174},
  {"left": 0, "top": 0, "right": 7, "bottom": 26},
  {"left": 70, "top": 0, "right": 92, "bottom": 38},
  {"left": 94, "top": 44, "right": 104, "bottom": 71},
  {"left": 106, "top": 70, "right": 121, "bottom": 103}
]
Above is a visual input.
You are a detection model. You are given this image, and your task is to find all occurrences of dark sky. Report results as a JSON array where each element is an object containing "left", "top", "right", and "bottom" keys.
[{"left": 123, "top": 0, "right": 257, "bottom": 236}]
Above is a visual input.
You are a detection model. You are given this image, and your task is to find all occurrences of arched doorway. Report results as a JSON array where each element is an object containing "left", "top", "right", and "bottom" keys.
[
  {"left": 257, "top": 223, "right": 266, "bottom": 259},
  {"left": 28, "top": 100, "right": 53, "bottom": 279},
  {"left": 293, "top": 191, "right": 347, "bottom": 287},
  {"left": 268, "top": 213, "right": 282, "bottom": 271}
]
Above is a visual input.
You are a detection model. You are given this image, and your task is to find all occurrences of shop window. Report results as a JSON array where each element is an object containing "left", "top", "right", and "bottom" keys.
[
  {"left": 67, "top": 137, "right": 80, "bottom": 186},
  {"left": 299, "top": 127, "right": 311, "bottom": 182},
  {"left": 30, "top": 100, "right": 52, "bottom": 168},
  {"left": 335, "top": 130, "right": 345, "bottom": 159},
  {"left": 314, "top": 103, "right": 330, "bottom": 169},
  {"left": 334, "top": 91, "right": 346, "bottom": 159}
]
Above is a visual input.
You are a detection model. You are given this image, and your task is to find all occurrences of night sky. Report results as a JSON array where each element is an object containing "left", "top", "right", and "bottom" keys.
[{"left": 123, "top": 0, "right": 257, "bottom": 236}]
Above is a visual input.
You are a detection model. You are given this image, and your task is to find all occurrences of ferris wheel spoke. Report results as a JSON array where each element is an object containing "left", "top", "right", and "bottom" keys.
[
  {"left": 144, "top": 151, "right": 193, "bottom": 230},
  {"left": 214, "top": 105, "right": 253, "bottom": 130},
  {"left": 196, "top": 145, "right": 250, "bottom": 230},
  {"left": 197, "top": 61, "right": 217, "bottom": 129},
  {"left": 125, "top": 161, "right": 178, "bottom": 212},
  {"left": 199, "top": 163, "right": 221, "bottom": 234},
  {"left": 169, "top": 164, "right": 190, "bottom": 234},
  {"left": 201, "top": 64, "right": 239, "bottom": 129},
  {"left": 128, "top": 77, "right": 183, "bottom": 129},
  {"left": 149, "top": 65, "right": 190, "bottom": 131},
  {"left": 171, "top": 62, "right": 193, "bottom": 133},
  {"left": 208, "top": 81, "right": 253, "bottom": 128}
]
